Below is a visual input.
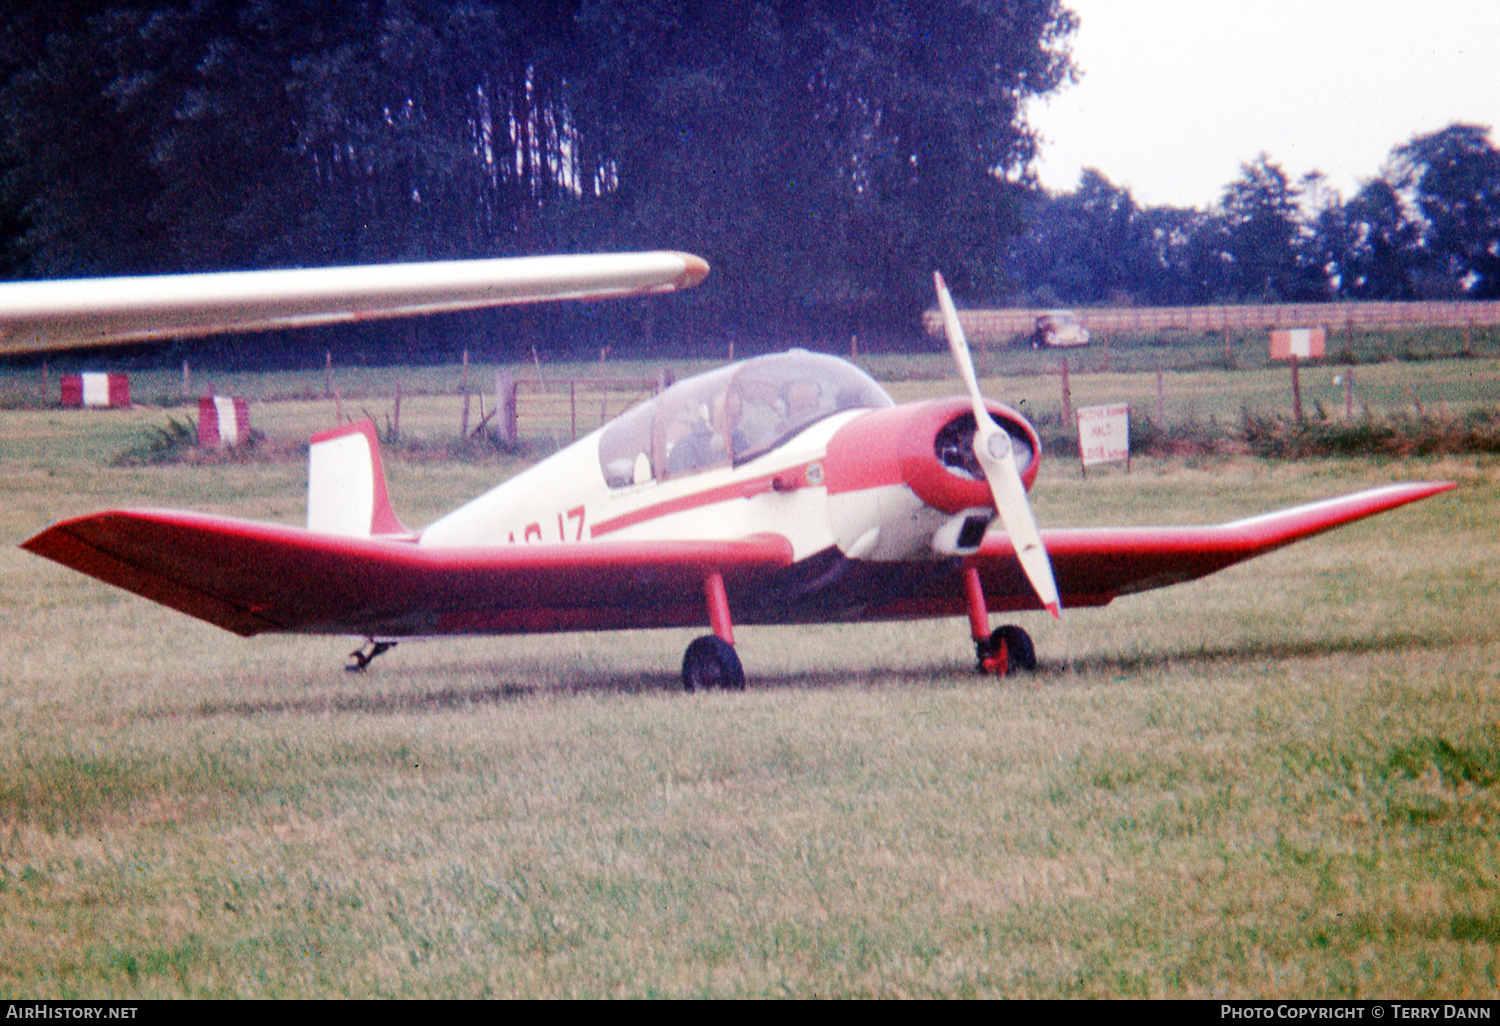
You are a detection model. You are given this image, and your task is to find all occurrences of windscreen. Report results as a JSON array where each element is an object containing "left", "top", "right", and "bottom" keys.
[{"left": 598, "top": 351, "right": 894, "bottom": 486}]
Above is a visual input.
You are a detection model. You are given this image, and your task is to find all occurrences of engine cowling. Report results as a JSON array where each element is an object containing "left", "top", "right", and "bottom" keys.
[
  {"left": 819, "top": 398, "right": 1042, "bottom": 561},
  {"left": 822, "top": 397, "right": 1041, "bottom": 514}
]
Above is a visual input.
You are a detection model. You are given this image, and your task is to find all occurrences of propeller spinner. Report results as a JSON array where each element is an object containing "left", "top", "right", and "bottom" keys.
[{"left": 933, "top": 272, "right": 1061, "bottom": 618}]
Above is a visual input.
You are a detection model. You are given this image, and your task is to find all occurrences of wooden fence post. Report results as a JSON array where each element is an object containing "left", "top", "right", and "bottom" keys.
[
  {"left": 495, "top": 372, "right": 517, "bottom": 442},
  {"left": 1290, "top": 354, "right": 1303, "bottom": 424},
  {"left": 1059, "top": 356, "right": 1072, "bottom": 427},
  {"left": 460, "top": 350, "right": 471, "bottom": 437}
]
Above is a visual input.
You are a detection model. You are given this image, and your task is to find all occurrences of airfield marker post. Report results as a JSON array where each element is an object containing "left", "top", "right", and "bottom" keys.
[{"left": 1270, "top": 328, "right": 1324, "bottom": 424}]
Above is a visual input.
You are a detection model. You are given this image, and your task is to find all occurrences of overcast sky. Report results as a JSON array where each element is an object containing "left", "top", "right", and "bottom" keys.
[{"left": 1024, "top": 0, "right": 1500, "bottom": 210}]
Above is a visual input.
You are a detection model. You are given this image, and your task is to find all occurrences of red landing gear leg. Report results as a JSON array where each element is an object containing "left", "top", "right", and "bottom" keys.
[
  {"left": 964, "top": 566, "right": 1007, "bottom": 676},
  {"left": 704, "top": 569, "right": 735, "bottom": 647},
  {"left": 964, "top": 566, "right": 1039, "bottom": 676},
  {"left": 681, "top": 570, "right": 746, "bottom": 691}
]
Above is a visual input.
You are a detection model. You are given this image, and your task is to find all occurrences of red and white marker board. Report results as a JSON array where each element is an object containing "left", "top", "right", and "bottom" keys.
[
  {"left": 1270, "top": 328, "right": 1326, "bottom": 360},
  {"left": 60, "top": 373, "right": 130, "bottom": 408},
  {"left": 197, "top": 396, "right": 251, "bottom": 447}
]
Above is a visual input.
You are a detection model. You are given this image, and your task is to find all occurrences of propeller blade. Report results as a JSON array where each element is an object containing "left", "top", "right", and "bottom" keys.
[{"left": 934, "top": 272, "right": 1061, "bottom": 618}]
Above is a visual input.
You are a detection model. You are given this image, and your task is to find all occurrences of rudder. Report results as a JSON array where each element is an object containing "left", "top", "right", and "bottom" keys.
[{"left": 307, "top": 420, "right": 410, "bottom": 538}]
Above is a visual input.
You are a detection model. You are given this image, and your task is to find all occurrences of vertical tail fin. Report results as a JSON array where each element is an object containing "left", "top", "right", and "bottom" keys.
[{"left": 307, "top": 420, "right": 411, "bottom": 538}]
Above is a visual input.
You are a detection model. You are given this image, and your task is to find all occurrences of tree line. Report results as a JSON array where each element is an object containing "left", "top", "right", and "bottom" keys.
[
  {"left": 2, "top": 2, "right": 1496, "bottom": 367},
  {"left": 1009, "top": 125, "right": 1500, "bottom": 309},
  {"left": 1, "top": 0, "right": 1077, "bottom": 362}
]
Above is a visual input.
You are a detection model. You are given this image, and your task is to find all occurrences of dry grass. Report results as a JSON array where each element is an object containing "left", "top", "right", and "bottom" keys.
[{"left": 1, "top": 370, "right": 1497, "bottom": 997}]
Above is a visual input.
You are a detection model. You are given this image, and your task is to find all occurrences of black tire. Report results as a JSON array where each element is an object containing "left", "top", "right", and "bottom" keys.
[
  {"left": 989, "top": 625, "right": 1037, "bottom": 675},
  {"left": 681, "top": 635, "right": 745, "bottom": 692}
]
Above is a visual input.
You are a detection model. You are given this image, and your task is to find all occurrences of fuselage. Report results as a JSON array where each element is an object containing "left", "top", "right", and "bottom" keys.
[{"left": 419, "top": 350, "right": 1041, "bottom": 587}]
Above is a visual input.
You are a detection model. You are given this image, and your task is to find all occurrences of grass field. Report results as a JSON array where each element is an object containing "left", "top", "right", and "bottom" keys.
[{"left": 1, "top": 351, "right": 1497, "bottom": 997}]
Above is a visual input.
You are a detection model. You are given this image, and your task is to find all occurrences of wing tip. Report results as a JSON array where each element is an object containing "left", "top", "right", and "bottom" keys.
[{"left": 675, "top": 252, "right": 710, "bottom": 289}]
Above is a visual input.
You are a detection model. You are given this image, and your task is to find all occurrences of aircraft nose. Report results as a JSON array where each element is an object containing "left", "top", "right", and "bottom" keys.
[{"left": 822, "top": 398, "right": 1040, "bottom": 515}]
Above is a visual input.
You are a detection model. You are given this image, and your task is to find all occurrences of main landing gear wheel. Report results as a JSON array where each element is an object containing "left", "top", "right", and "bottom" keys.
[
  {"left": 681, "top": 635, "right": 745, "bottom": 692},
  {"left": 976, "top": 625, "right": 1037, "bottom": 676}
]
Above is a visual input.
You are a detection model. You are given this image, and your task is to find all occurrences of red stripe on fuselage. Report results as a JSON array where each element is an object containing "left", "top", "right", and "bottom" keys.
[{"left": 589, "top": 464, "right": 815, "bottom": 538}]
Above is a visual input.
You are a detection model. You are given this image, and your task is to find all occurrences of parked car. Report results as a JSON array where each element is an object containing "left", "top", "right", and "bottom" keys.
[{"left": 1033, "top": 310, "right": 1090, "bottom": 348}]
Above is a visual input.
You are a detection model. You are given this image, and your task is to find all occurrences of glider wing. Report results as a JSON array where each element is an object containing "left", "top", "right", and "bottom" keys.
[{"left": 0, "top": 251, "right": 708, "bottom": 354}]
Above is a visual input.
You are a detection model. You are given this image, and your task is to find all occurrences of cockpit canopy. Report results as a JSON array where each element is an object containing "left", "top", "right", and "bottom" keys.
[{"left": 598, "top": 350, "right": 894, "bottom": 487}]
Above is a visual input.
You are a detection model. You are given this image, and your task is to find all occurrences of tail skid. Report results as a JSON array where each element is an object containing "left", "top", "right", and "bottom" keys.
[{"left": 307, "top": 420, "right": 412, "bottom": 539}]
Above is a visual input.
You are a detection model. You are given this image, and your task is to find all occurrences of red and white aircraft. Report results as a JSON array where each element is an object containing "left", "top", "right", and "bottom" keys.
[{"left": 9, "top": 253, "right": 1452, "bottom": 687}]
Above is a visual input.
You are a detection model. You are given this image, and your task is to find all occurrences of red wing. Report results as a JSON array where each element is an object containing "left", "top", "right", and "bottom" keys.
[
  {"left": 972, "top": 481, "right": 1456, "bottom": 611},
  {"left": 21, "top": 509, "right": 793, "bottom": 638}
]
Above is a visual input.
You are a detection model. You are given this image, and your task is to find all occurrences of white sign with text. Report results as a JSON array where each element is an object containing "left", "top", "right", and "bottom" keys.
[{"left": 1077, "top": 402, "right": 1130, "bottom": 469}]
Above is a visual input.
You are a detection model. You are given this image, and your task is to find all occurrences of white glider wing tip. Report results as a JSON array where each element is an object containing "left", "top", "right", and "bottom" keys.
[
  {"left": 0, "top": 249, "right": 711, "bottom": 355},
  {"left": 675, "top": 252, "right": 710, "bottom": 289}
]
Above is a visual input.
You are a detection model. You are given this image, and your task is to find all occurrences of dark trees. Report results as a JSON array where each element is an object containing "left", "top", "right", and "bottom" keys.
[
  {"left": 1333, "top": 177, "right": 1427, "bottom": 299},
  {"left": 1012, "top": 125, "right": 1500, "bottom": 306},
  {"left": 1, "top": 0, "right": 1081, "bottom": 357},
  {"left": 1392, "top": 123, "right": 1500, "bottom": 298},
  {"left": 570, "top": 0, "right": 1079, "bottom": 338}
]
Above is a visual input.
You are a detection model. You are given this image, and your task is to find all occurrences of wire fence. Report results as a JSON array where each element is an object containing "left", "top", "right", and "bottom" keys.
[
  {"left": 503, "top": 375, "right": 666, "bottom": 443},
  {"left": 924, "top": 300, "right": 1500, "bottom": 343}
]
